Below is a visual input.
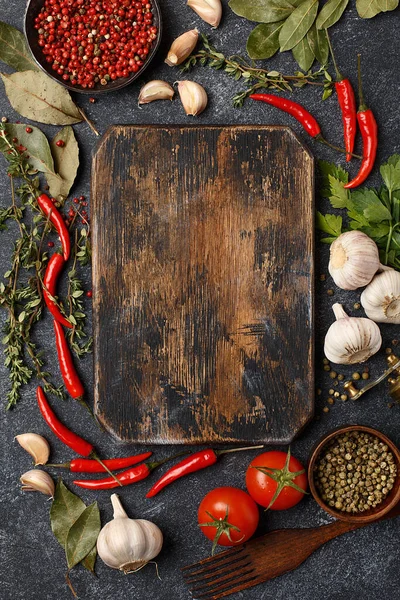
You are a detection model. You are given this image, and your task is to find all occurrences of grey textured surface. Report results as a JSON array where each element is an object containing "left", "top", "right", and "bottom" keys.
[{"left": 0, "top": 2, "right": 399, "bottom": 600}]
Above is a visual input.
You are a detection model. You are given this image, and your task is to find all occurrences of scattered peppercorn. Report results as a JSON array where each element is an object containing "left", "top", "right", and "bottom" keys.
[
  {"left": 352, "top": 372, "right": 361, "bottom": 380},
  {"left": 47, "top": 241, "right": 55, "bottom": 248},
  {"left": 353, "top": 302, "right": 361, "bottom": 310},
  {"left": 56, "top": 139, "right": 65, "bottom": 147},
  {"left": 323, "top": 358, "right": 329, "bottom": 365},
  {"left": 334, "top": 391, "right": 340, "bottom": 398},
  {"left": 329, "top": 371, "right": 337, "bottom": 379},
  {"left": 340, "top": 394, "right": 348, "bottom": 401},
  {"left": 338, "top": 374, "right": 345, "bottom": 381},
  {"left": 329, "top": 388, "right": 334, "bottom": 395},
  {"left": 324, "top": 365, "right": 331, "bottom": 372},
  {"left": 89, "top": 97, "right": 96, "bottom": 103},
  {"left": 386, "top": 347, "right": 393, "bottom": 355},
  {"left": 314, "top": 430, "right": 397, "bottom": 514},
  {"left": 392, "top": 339, "right": 398, "bottom": 347},
  {"left": 1, "top": 116, "right": 7, "bottom": 123},
  {"left": 86, "top": 290, "right": 93, "bottom": 298},
  {"left": 322, "top": 407, "right": 330, "bottom": 413},
  {"left": 25, "top": 127, "right": 33, "bottom": 133},
  {"left": 327, "top": 289, "right": 334, "bottom": 296},
  {"left": 327, "top": 397, "right": 334, "bottom": 405},
  {"left": 320, "top": 274, "right": 326, "bottom": 281},
  {"left": 362, "top": 372, "right": 369, "bottom": 380},
  {"left": 79, "top": 195, "right": 85, "bottom": 202}
]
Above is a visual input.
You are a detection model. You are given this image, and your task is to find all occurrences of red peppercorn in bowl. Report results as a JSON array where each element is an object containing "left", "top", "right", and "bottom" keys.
[{"left": 24, "top": 0, "right": 162, "bottom": 94}]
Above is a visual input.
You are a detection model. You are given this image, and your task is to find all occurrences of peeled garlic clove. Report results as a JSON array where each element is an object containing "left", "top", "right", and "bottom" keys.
[
  {"left": 187, "top": 0, "right": 222, "bottom": 28},
  {"left": 15, "top": 433, "right": 50, "bottom": 465},
  {"left": 20, "top": 469, "right": 55, "bottom": 497},
  {"left": 324, "top": 303, "right": 382, "bottom": 365},
  {"left": 138, "top": 80, "right": 175, "bottom": 105},
  {"left": 97, "top": 494, "right": 163, "bottom": 574},
  {"left": 361, "top": 270, "right": 400, "bottom": 323},
  {"left": 165, "top": 29, "right": 199, "bottom": 66},
  {"left": 328, "top": 231, "right": 381, "bottom": 290},
  {"left": 177, "top": 80, "right": 208, "bottom": 116}
]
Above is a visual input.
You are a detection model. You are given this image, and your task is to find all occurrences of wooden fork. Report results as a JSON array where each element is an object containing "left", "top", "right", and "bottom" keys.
[{"left": 182, "top": 503, "right": 400, "bottom": 600}]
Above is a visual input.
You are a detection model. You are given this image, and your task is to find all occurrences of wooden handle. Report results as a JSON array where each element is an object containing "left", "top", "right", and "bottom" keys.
[{"left": 245, "top": 503, "right": 400, "bottom": 582}]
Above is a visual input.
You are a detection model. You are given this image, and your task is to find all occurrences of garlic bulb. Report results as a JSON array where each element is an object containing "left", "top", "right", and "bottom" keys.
[
  {"left": 324, "top": 303, "right": 382, "bottom": 365},
  {"left": 20, "top": 469, "right": 55, "bottom": 497},
  {"left": 328, "top": 231, "right": 381, "bottom": 290},
  {"left": 97, "top": 494, "right": 163, "bottom": 574},
  {"left": 361, "top": 270, "right": 400, "bottom": 323},
  {"left": 177, "top": 80, "right": 208, "bottom": 116},
  {"left": 165, "top": 29, "right": 199, "bottom": 66},
  {"left": 138, "top": 80, "right": 175, "bottom": 105},
  {"left": 15, "top": 433, "right": 50, "bottom": 465},
  {"left": 187, "top": 0, "right": 222, "bottom": 28}
]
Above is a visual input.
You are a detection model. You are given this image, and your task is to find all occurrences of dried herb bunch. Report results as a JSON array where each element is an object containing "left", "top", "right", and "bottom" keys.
[
  {"left": 181, "top": 34, "right": 332, "bottom": 107},
  {"left": 0, "top": 123, "right": 91, "bottom": 408}
]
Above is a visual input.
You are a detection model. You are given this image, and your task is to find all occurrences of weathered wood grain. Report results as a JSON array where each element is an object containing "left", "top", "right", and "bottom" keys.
[{"left": 91, "top": 125, "right": 314, "bottom": 443}]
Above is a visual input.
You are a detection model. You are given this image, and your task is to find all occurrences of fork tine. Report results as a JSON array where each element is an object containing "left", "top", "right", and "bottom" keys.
[
  {"left": 189, "top": 572, "right": 261, "bottom": 600},
  {"left": 182, "top": 547, "right": 245, "bottom": 578},
  {"left": 184, "top": 557, "right": 252, "bottom": 585},
  {"left": 191, "top": 565, "right": 254, "bottom": 593}
]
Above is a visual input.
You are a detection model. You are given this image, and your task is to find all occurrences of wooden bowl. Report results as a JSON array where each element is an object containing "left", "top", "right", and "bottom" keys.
[
  {"left": 24, "top": 0, "right": 162, "bottom": 95},
  {"left": 308, "top": 425, "right": 400, "bottom": 523}
]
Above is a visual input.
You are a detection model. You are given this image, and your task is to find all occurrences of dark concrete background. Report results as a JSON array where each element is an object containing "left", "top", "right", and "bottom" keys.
[{"left": 0, "top": 2, "right": 399, "bottom": 599}]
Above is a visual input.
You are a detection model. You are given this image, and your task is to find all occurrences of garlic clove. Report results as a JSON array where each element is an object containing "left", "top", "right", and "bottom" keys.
[
  {"left": 165, "top": 29, "right": 199, "bottom": 66},
  {"left": 177, "top": 80, "right": 208, "bottom": 116},
  {"left": 328, "top": 231, "right": 381, "bottom": 290},
  {"left": 97, "top": 494, "right": 163, "bottom": 574},
  {"left": 138, "top": 80, "right": 175, "bottom": 105},
  {"left": 187, "top": 0, "right": 222, "bottom": 28},
  {"left": 15, "top": 433, "right": 50, "bottom": 465},
  {"left": 361, "top": 270, "right": 400, "bottom": 323},
  {"left": 20, "top": 469, "right": 55, "bottom": 497},
  {"left": 324, "top": 303, "right": 382, "bottom": 365}
]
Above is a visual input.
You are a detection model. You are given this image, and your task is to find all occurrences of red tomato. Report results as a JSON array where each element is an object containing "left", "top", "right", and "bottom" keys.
[
  {"left": 198, "top": 487, "right": 259, "bottom": 553},
  {"left": 246, "top": 450, "right": 308, "bottom": 510}
]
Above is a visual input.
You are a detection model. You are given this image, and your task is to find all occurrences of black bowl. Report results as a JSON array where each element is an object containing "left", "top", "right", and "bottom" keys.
[{"left": 24, "top": 0, "right": 162, "bottom": 94}]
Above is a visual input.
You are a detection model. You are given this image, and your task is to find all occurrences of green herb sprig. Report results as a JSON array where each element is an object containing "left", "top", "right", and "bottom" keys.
[
  {"left": 317, "top": 155, "right": 400, "bottom": 269},
  {"left": 0, "top": 123, "right": 91, "bottom": 408},
  {"left": 182, "top": 34, "right": 332, "bottom": 107}
]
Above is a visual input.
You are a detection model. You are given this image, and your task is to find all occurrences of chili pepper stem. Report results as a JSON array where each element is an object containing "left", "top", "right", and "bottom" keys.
[
  {"left": 76, "top": 396, "right": 105, "bottom": 431},
  {"left": 46, "top": 462, "right": 70, "bottom": 468},
  {"left": 215, "top": 445, "right": 264, "bottom": 457},
  {"left": 91, "top": 452, "right": 123, "bottom": 486},
  {"left": 316, "top": 135, "right": 362, "bottom": 159},
  {"left": 325, "top": 30, "right": 342, "bottom": 81}
]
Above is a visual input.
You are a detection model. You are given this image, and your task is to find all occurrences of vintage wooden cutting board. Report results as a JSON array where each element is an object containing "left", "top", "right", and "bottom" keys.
[{"left": 92, "top": 125, "right": 314, "bottom": 444}]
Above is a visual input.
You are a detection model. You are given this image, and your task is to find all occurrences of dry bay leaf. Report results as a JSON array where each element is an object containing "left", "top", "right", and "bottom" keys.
[
  {"left": 316, "top": 0, "right": 349, "bottom": 29},
  {"left": 229, "top": 0, "right": 296, "bottom": 23},
  {"left": 247, "top": 22, "right": 284, "bottom": 59},
  {"left": 279, "top": 0, "right": 319, "bottom": 52},
  {"left": 356, "top": 0, "right": 382, "bottom": 17},
  {"left": 66, "top": 503, "right": 101, "bottom": 570},
  {"left": 375, "top": 0, "right": 398, "bottom": 11},
  {"left": 0, "top": 71, "right": 82, "bottom": 126},
  {"left": 0, "top": 21, "right": 39, "bottom": 72},
  {"left": 307, "top": 23, "right": 329, "bottom": 64},
  {"left": 2, "top": 123, "right": 59, "bottom": 177},
  {"left": 292, "top": 36, "right": 315, "bottom": 71},
  {"left": 46, "top": 126, "right": 79, "bottom": 199}
]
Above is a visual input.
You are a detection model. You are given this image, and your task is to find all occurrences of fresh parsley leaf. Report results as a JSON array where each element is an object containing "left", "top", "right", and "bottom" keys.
[
  {"left": 351, "top": 189, "right": 392, "bottom": 223},
  {"left": 380, "top": 154, "right": 400, "bottom": 193},
  {"left": 328, "top": 175, "right": 351, "bottom": 209},
  {"left": 316, "top": 211, "right": 342, "bottom": 238}
]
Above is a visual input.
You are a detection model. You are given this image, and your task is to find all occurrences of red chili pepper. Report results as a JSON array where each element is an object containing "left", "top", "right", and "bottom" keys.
[
  {"left": 146, "top": 445, "right": 264, "bottom": 498},
  {"left": 37, "top": 385, "right": 93, "bottom": 456},
  {"left": 335, "top": 79, "right": 357, "bottom": 163},
  {"left": 73, "top": 453, "right": 185, "bottom": 490},
  {"left": 344, "top": 55, "right": 378, "bottom": 189},
  {"left": 43, "top": 253, "right": 72, "bottom": 329},
  {"left": 47, "top": 452, "right": 153, "bottom": 473},
  {"left": 53, "top": 320, "right": 84, "bottom": 399},
  {"left": 37, "top": 386, "right": 122, "bottom": 485},
  {"left": 37, "top": 194, "right": 70, "bottom": 260},
  {"left": 326, "top": 32, "right": 357, "bottom": 163},
  {"left": 250, "top": 93, "right": 321, "bottom": 137}
]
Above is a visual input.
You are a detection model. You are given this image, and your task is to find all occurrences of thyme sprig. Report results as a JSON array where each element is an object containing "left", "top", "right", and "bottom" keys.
[
  {"left": 0, "top": 123, "right": 90, "bottom": 407},
  {"left": 182, "top": 35, "right": 332, "bottom": 107}
]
